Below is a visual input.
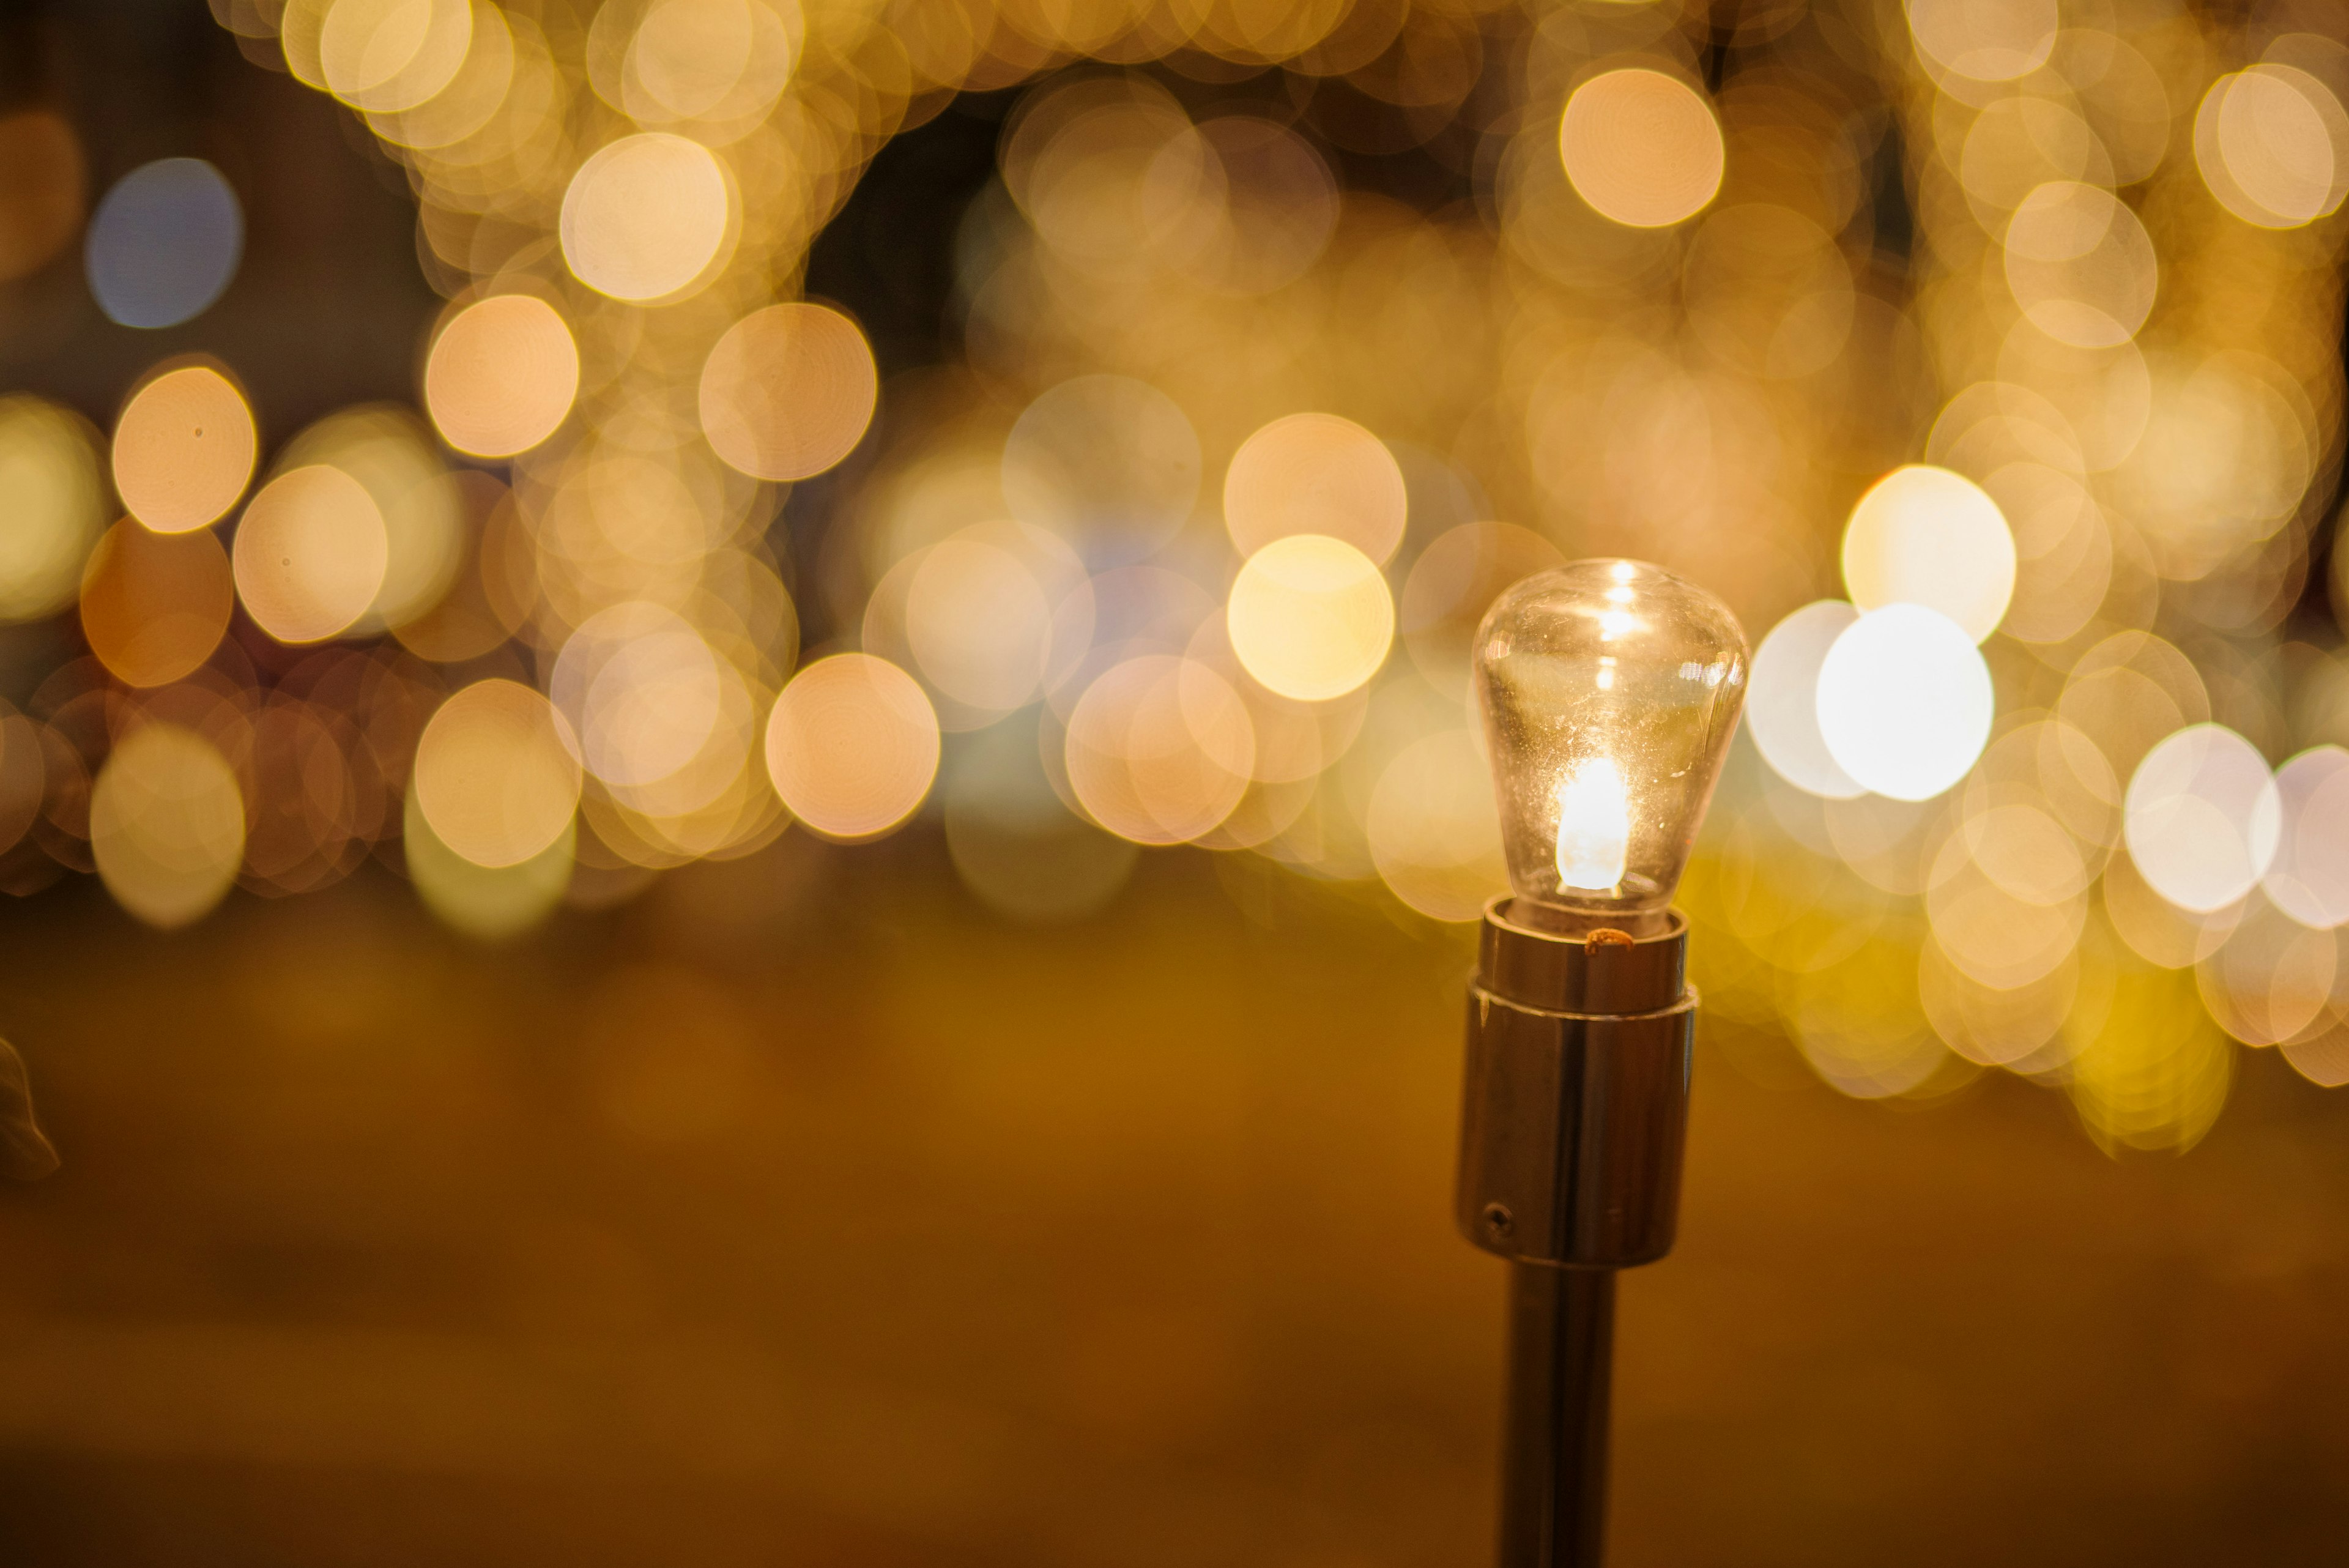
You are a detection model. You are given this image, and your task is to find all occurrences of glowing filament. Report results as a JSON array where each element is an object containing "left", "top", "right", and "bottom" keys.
[{"left": 1556, "top": 757, "right": 1630, "bottom": 892}]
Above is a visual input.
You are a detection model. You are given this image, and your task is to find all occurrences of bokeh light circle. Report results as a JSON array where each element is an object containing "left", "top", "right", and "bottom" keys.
[
  {"left": 1919, "top": 939, "right": 2077, "bottom": 1068},
  {"left": 0, "top": 396, "right": 106, "bottom": 623},
  {"left": 1367, "top": 729, "right": 1506, "bottom": 921},
  {"left": 1841, "top": 465, "right": 2015, "bottom": 642},
  {"left": 404, "top": 787, "right": 574, "bottom": 941},
  {"left": 699, "top": 302, "right": 877, "bottom": 481},
  {"left": 763, "top": 653, "right": 940, "bottom": 841},
  {"left": 1180, "top": 116, "right": 1340, "bottom": 296},
  {"left": 112, "top": 365, "right": 256, "bottom": 534},
  {"left": 1815, "top": 604, "right": 1993, "bottom": 801},
  {"left": 1064, "top": 654, "right": 1254, "bottom": 845},
  {"left": 232, "top": 465, "right": 393, "bottom": 645},
  {"left": 319, "top": 0, "right": 473, "bottom": 113},
  {"left": 2003, "top": 182, "right": 2158, "bottom": 349},
  {"left": 1904, "top": 0, "right": 2057, "bottom": 83},
  {"left": 1399, "top": 522, "right": 1564, "bottom": 700},
  {"left": 2197, "top": 898, "right": 2337, "bottom": 1048},
  {"left": 413, "top": 679, "right": 585, "bottom": 869},
  {"left": 1748, "top": 601, "right": 1866, "bottom": 799},
  {"left": 2104, "top": 844, "right": 2241, "bottom": 970},
  {"left": 620, "top": 0, "right": 760, "bottom": 121},
  {"left": 1222, "top": 412, "right": 1407, "bottom": 564},
  {"left": 1226, "top": 535, "right": 1394, "bottom": 703},
  {"left": 2283, "top": 1028, "right": 2349, "bottom": 1088},
  {"left": 2266, "top": 746, "right": 2349, "bottom": 929},
  {"left": 2194, "top": 65, "right": 2349, "bottom": 230},
  {"left": 2124, "top": 724, "right": 2280, "bottom": 915},
  {"left": 424, "top": 294, "right": 580, "bottom": 458},
  {"left": 275, "top": 405, "right": 461, "bottom": 636},
  {"left": 91, "top": 723, "right": 246, "bottom": 929},
  {"left": 80, "top": 517, "right": 234, "bottom": 687},
  {"left": 1924, "top": 819, "right": 2087, "bottom": 994},
  {"left": 1558, "top": 69, "right": 1724, "bottom": 229},
  {"left": 907, "top": 537, "right": 1054, "bottom": 713},
  {"left": 551, "top": 601, "right": 726, "bottom": 788},
  {"left": 559, "top": 133, "right": 733, "bottom": 302},
  {"left": 0, "top": 110, "right": 84, "bottom": 284},
  {"left": 85, "top": 158, "right": 243, "bottom": 329},
  {"left": 1787, "top": 944, "right": 1951, "bottom": 1099}
]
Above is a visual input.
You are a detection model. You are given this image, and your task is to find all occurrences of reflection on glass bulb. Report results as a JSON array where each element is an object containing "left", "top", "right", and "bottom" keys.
[
  {"left": 1474, "top": 559, "right": 1748, "bottom": 930},
  {"left": 1556, "top": 757, "right": 1630, "bottom": 891}
]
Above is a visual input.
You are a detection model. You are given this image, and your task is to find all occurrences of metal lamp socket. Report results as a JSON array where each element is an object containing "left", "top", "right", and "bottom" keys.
[{"left": 1455, "top": 900, "right": 1695, "bottom": 1271}]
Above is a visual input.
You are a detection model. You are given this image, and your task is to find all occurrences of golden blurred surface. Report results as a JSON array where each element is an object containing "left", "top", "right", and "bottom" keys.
[{"left": 2, "top": 838, "right": 2345, "bottom": 1565}]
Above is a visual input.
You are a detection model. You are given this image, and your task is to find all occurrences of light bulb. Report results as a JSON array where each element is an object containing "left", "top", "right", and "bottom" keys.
[{"left": 1472, "top": 559, "right": 1748, "bottom": 932}]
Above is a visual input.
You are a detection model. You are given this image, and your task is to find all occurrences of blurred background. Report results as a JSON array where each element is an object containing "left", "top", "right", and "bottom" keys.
[{"left": 3, "top": 0, "right": 2349, "bottom": 1561}]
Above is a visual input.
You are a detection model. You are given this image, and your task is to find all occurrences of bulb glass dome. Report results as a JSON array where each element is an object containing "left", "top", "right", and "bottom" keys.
[{"left": 1472, "top": 559, "right": 1748, "bottom": 930}]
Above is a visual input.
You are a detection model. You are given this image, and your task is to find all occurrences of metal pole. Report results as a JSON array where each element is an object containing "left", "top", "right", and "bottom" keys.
[
  {"left": 1458, "top": 901, "right": 1694, "bottom": 1568},
  {"left": 1499, "top": 1263, "right": 1614, "bottom": 1567}
]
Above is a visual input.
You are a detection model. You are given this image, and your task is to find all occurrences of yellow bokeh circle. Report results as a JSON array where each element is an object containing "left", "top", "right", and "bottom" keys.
[
  {"left": 1227, "top": 535, "right": 1395, "bottom": 703},
  {"left": 763, "top": 653, "right": 940, "bottom": 841},
  {"left": 1559, "top": 69, "right": 1724, "bottom": 229}
]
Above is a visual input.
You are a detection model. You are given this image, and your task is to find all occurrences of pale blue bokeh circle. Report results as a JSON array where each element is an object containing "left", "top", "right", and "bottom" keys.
[{"left": 85, "top": 158, "right": 243, "bottom": 329}]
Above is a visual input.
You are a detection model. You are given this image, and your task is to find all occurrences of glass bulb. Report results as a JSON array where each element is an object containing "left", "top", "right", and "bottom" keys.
[{"left": 1472, "top": 559, "right": 1748, "bottom": 931}]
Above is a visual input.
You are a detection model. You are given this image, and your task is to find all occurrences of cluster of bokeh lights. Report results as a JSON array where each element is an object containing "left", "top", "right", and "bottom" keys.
[{"left": 0, "top": 0, "right": 2345, "bottom": 1154}]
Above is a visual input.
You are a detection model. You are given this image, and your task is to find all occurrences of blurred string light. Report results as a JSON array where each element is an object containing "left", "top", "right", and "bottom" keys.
[
  {"left": 231, "top": 465, "right": 393, "bottom": 644},
  {"left": 89, "top": 723, "right": 246, "bottom": 929},
  {"left": 79, "top": 519, "right": 235, "bottom": 688},
  {"left": 558, "top": 131, "right": 737, "bottom": 300},
  {"left": 699, "top": 303, "right": 878, "bottom": 481},
  {"left": 404, "top": 784, "right": 576, "bottom": 939},
  {"left": 0, "top": 398, "right": 107, "bottom": 623},
  {"left": 1840, "top": 466, "right": 2015, "bottom": 641},
  {"left": 2265, "top": 746, "right": 2349, "bottom": 927},
  {"left": 1747, "top": 601, "right": 1865, "bottom": 800},
  {"left": 1227, "top": 535, "right": 1395, "bottom": 702},
  {"left": 1557, "top": 66, "right": 1724, "bottom": 228},
  {"left": 1710, "top": 0, "right": 2349, "bottom": 1143},
  {"left": 2123, "top": 724, "right": 2280, "bottom": 913},
  {"left": 1815, "top": 603, "right": 1995, "bottom": 801},
  {"left": 0, "top": 110, "right": 86, "bottom": 284},
  {"left": 1223, "top": 412, "right": 1407, "bottom": 562},
  {"left": 764, "top": 653, "right": 940, "bottom": 841},
  {"left": 0, "top": 0, "right": 2326, "bottom": 1151},
  {"left": 423, "top": 294, "right": 581, "bottom": 458},
  {"left": 412, "top": 678, "right": 582, "bottom": 869},
  {"left": 84, "top": 159, "right": 244, "bottom": 329},
  {"left": 2195, "top": 57, "right": 2349, "bottom": 229},
  {"left": 111, "top": 364, "right": 258, "bottom": 533}
]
